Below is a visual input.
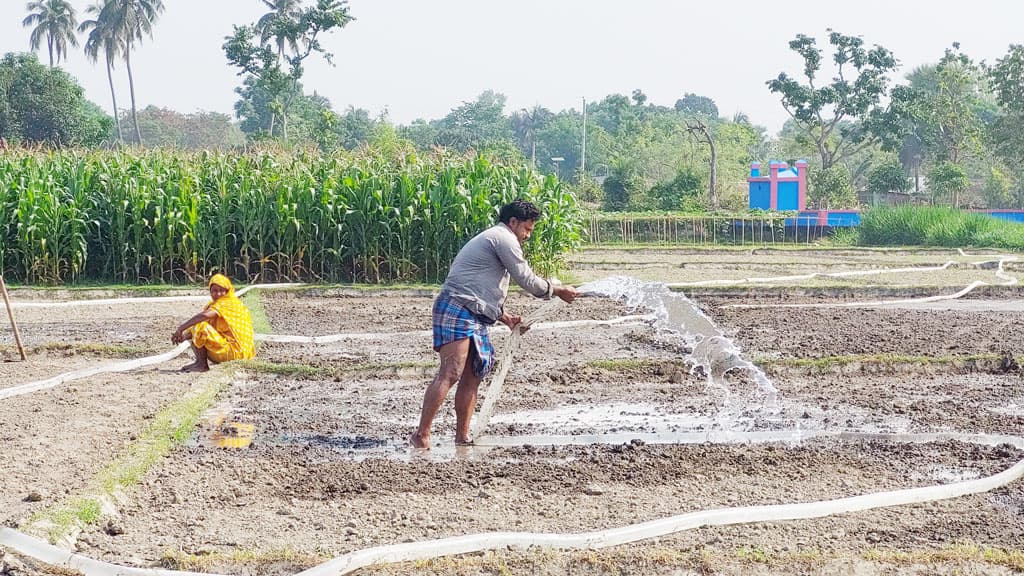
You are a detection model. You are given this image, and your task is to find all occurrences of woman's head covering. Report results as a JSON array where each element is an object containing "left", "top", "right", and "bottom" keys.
[{"left": 209, "top": 273, "right": 235, "bottom": 299}]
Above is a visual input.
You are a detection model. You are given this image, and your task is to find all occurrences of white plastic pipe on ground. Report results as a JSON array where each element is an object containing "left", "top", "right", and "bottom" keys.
[
  {"left": 3, "top": 257, "right": 1022, "bottom": 576},
  {"left": 2, "top": 430, "right": 1021, "bottom": 576}
]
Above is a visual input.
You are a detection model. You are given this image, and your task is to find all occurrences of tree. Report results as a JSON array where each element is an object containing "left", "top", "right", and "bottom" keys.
[
  {"left": 685, "top": 118, "right": 717, "bottom": 208},
  {"left": 22, "top": 0, "right": 78, "bottom": 68},
  {"left": 256, "top": 0, "right": 304, "bottom": 62},
  {"left": 649, "top": 168, "right": 701, "bottom": 211},
  {"left": 674, "top": 93, "right": 718, "bottom": 118},
  {"left": 0, "top": 52, "right": 112, "bottom": 146},
  {"left": 435, "top": 90, "right": 512, "bottom": 152},
  {"left": 909, "top": 46, "right": 989, "bottom": 164},
  {"left": 809, "top": 165, "right": 857, "bottom": 209},
  {"left": 866, "top": 157, "right": 910, "bottom": 203},
  {"left": 510, "top": 105, "right": 553, "bottom": 165},
  {"left": 767, "top": 30, "right": 909, "bottom": 170},
  {"left": 927, "top": 161, "right": 969, "bottom": 207},
  {"left": 982, "top": 165, "right": 1012, "bottom": 209},
  {"left": 224, "top": 0, "right": 353, "bottom": 141},
  {"left": 97, "top": 0, "right": 165, "bottom": 144},
  {"left": 989, "top": 45, "right": 1024, "bottom": 169},
  {"left": 79, "top": 0, "right": 124, "bottom": 142},
  {"left": 128, "top": 105, "right": 245, "bottom": 149}
]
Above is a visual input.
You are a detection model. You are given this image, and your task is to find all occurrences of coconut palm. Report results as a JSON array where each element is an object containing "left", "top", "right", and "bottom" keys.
[
  {"left": 97, "top": 0, "right": 165, "bottom": 144},
  {"left": 256, "top": 0, "right": 304, "bottom": 62},
  {"left": 22, "top": 0, "right": 79, "bottom": 67},
  {"left": 79, "top": 1, "right": 124, "bottom": 142},
  {"left": 512, "top": 106, "right": 553, "bottom": 166}
]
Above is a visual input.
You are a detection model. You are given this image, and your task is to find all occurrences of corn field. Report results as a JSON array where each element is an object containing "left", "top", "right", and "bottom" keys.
[{"left": 0, "top": 150, "right": 583, "bottom": 285}]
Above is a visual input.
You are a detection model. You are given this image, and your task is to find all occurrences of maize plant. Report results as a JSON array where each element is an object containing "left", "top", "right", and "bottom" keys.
[{"left": 0, "top": 149, "right": 582, "bottom": 285}]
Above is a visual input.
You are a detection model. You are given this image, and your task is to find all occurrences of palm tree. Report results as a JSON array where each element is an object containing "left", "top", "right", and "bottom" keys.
[
  {"left": 98, "top": 0, "right": 165, "bottom": 144},
  {"left": 22, "top": 0, "right": 79, "bottom": 67},
  {"left": 512, "top": 106, "right": 552, "bottom": 166},
  {"left": 79, "top": 1, "right": 124, "bottom": 142},
  {"left": 256, "top": 0, "right": 304, "bottom": 63}
]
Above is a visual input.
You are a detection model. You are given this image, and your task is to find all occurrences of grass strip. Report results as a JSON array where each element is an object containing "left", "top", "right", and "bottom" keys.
[
  {"left": 24, "top": 375, "right": 230, "bottom": 545},
  {"left": 155, "top": 540, "right": 1024, "bottom": 574},
  {"left": 236, "top": 359, "right": 434, "bottom": 380},
  {"left": 759, "top": 353, "right": 1015, "bottom": 371},
  {"left": 161, "top": 547, "right": 324, "bottom": 572},
  {"left": 863, "top": 543, "right": 1024, "bottom": 571},
  {"left": 240, "top": 290, "right": 273, "bottom": 337},
  {"left": 0, "top": 342, "right": 159, "bottom": 359},
  {"left": 587, "top": 354, "right": 1018, "bottom": 374}
]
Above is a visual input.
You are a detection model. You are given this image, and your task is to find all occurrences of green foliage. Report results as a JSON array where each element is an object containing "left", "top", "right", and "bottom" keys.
[
  {"left": 601, "top": 165, "right": 645, "bottom": 211},
  {"left": 435, "top": 90, "right": 513, "bottom": 152},
  {"left": 859, "top": 205, "right": 1024, "bottom": 249},
  {"left": 767, "top": 30, "right": 908, "bottom": 170},
  {"left": 909, "top": 46, "right": 990, "bottom": 164},
  {"left": 989, "top": 45, "right": 1024, "bottom": 169},
  {"left": 982, "top": 165, "right": 1012, "bottom": 208},
  {"left": 808, "top": 165, "right": 857, "bottom": 209},
  {"left": 648, "top": 168, "right": 701, "bottom": 211},
  {"left": 130, "top": 105, "right": 245, "bottom": 150},
  {"left": 927, "top": 161, "right": 969, "bottom": 206},
  {"left": 22, "top": 0, "right": 79, "bottom": 67},
  {"left": 866, "top": 158, "right": 910, "bottom": 197},
  {"left": 0, "top": 52, "right": 113, "bottom": 147},
  {"left": 224, "top": 0, "right": 353, "bottom": 142},
  {"left": 674, "top": 93, "right": 718, "bottom": 117},
  {"left": 0, "top": 150, "right": 582, "bottom": 284}
]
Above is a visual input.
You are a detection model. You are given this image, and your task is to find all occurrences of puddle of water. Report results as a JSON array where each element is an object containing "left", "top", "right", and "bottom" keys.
[
  {"left": 489, "top": 402, "right": 794, "bottom": 435},
  {"left": 988, "top": 402, "right": 1024, "bottom": 417},
  {"left": 580, "top": 276, "right": 778, "bottom": 404},
  {"left": 919, "top": 465, "right": 982, "bottom": 483}
]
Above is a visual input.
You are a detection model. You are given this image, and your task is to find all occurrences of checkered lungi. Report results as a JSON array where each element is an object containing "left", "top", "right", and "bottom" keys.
[{"left": 432, "top": 292, "right": 495, "bottom": 378}]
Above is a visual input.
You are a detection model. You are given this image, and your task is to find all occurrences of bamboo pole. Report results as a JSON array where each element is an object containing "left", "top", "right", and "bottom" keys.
[{"left": 0, "top": 275, "right": 27, "bottom": 361}]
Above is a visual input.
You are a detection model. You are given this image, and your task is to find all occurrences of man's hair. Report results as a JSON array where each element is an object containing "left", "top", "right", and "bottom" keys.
[{"left": 498, "top": 199, "right": 542, "bottom": 224}]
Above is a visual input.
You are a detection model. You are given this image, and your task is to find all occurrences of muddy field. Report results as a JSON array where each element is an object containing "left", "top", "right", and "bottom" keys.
[{"left": 1, "top": 248, "right": 1023, "bottom": 575}]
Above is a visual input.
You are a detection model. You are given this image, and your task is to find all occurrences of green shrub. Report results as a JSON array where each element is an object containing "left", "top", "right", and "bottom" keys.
[
  {"left": 860, "top": 205, "right": 1024, "bottom": 249},
  {"left": 809, "top": 165, "right": 858, "bottom": 209}
]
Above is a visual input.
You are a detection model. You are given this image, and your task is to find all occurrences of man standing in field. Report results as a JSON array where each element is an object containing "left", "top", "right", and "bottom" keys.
[{"left": 410, "top": 199, "right": 579, "bottom": 449}]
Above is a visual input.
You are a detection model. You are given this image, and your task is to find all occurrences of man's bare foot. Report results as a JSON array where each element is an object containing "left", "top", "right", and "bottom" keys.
[
  {"left": 179, "top": 362, "right": 209, "bottom": 373},
  {"left": 409, "top": 432, "right": 430, "bottom": 449},
  {"left": 455, "top": 437, "right": 474, "bottom": 446}
]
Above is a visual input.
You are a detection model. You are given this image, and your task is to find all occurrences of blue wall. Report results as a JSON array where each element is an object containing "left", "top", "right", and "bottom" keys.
[{"left": 749, "top": 182, "right": 770, "bottom": 210}]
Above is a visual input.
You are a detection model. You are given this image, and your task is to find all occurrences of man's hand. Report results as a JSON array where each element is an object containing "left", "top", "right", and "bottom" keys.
[
  {"left": 500, "top": 312, "right": 527, "bottom": 333},
  {"left": 553, "top": 285, "right": 579, "bottom": 303},
  {"left": 171, "top": 329, "right": 184, "bottom": 345}
]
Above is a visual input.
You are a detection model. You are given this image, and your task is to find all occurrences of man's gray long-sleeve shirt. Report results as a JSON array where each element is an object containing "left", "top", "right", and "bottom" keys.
[{"left": 441, "top": 223, "right": 553, "bottom": 323}]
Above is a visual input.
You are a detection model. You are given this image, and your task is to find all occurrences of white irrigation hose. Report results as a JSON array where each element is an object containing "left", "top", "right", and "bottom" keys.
[
  {"left": 471, "top": 300, "right": 565, "bottom": 439},
  {"left": 724, "top": 257, "right": 1018, "bottom": 309},
  {"left": 8, "top": 283, "right": 303, "bottom": 310},
  {"left": 667, "top": 260, "right": 960, "bottom": 287},
  {"left": 254, "top": 315, "right": 653, "bottom": 344},
  {"left": 1, "top": 315, "right": 654, "bottom": 402},
  {"left": 0, "top": 342, "right": 190, "bottom": 401},
  {"left": 4, "top": 256, "right": 1023, "bottom": 575},
  {"left": 2, "top": 430, "right": 1021, "bottom": 576},
  {"left": 0, "top": 528, "right": 225, "bottom": 576}
]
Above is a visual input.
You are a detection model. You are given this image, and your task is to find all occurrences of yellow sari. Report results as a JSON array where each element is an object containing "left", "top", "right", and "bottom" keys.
[{"left": 190, "top": 274, "right": 256, "bottom": 362}]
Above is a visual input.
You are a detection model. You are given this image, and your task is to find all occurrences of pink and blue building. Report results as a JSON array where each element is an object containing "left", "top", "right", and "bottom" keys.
[{"left": 748, "top": 160, "right": 860, "bottom": 227}]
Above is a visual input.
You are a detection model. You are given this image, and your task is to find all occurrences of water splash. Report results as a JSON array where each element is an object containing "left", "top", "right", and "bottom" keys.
[{"left": 580, "top": 276, "right": 778, "bottom": 406}]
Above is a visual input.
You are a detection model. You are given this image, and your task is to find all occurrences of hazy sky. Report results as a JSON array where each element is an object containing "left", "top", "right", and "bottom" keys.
[{"left": 2, "top": 0, "right": 1022, "bottom": 134}]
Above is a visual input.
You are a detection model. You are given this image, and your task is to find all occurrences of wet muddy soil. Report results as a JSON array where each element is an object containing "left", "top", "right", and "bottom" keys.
[{"left": 1, "top": 256, "right": 1022, "bottom": 575}]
